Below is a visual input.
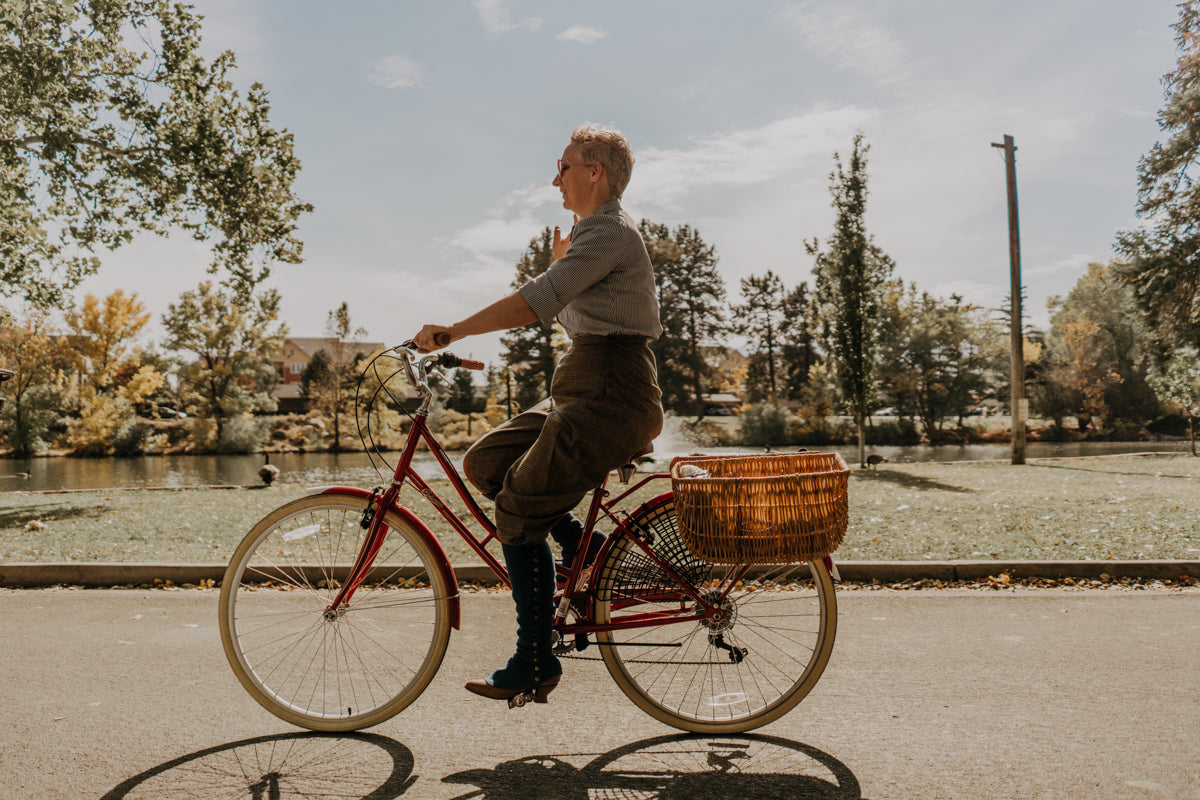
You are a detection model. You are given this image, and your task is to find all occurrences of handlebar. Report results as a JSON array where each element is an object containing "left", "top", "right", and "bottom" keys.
[
  {"left": 432, "top": 332, "right": 485, "bottom": 370},
  {"left": 397, "top": 340, "right": 483, "bottom": 371}
]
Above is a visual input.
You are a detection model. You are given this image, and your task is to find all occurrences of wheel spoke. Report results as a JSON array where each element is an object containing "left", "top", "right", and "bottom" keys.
[
  {"left": 595, "top": 494, "right": 836, "bottom": 733},
  {"left": 220, "top": 495, "right": 452, "bottom": 730}
]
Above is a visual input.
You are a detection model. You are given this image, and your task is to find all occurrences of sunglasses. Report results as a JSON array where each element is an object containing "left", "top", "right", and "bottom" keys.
[{"left": 557, "top": 159, "right": 596, "bottom": 176}]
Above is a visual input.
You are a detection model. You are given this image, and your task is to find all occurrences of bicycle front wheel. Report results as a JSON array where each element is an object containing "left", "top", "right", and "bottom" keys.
[
  {"left": 594, "top": 494, "right": 837, "bottom": 734},
  {"left": 219, "top": 493, "right": 453, "bottom": 732}
]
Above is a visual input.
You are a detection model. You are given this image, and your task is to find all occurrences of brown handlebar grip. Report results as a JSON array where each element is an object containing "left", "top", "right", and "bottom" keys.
[
  {"left": 434, "top": 332, "right": 451, "bottom": 348},
  {"left": 459, "top": 359, "right": 485, "bottom": 371}
]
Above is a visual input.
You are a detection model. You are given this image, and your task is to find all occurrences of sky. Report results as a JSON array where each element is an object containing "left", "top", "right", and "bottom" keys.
[{"left": 63, "top": 0, "right": 1183, "bottom": 367}]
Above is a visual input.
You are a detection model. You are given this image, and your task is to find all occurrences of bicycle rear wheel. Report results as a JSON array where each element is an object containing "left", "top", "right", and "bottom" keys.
[
  {"left": 219, "top": 494, "right": 453, "bottom": 732},
  {"left": 594, "top": 493, "right": 837, "bottom": 734}
]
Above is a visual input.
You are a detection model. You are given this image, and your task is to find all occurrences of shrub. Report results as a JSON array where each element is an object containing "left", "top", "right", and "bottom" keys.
[
  {"left": 738, "top": 403, "right": 789, "bottom": 447},
  {"left": 867, "top": 418, "right": 921, "bottom": 445},
  {"left": 217, "top": 415, "right": 271, "bottom": 454},
  {"left": 3, "top": 382, "right": 67, "bottom": 456},
  {"left": 112, "top": 421, "right": 153, "bottom": 456}
]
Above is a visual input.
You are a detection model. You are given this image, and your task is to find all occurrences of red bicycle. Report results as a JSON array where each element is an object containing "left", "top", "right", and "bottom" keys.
[{"left": 218, "top": 344, "right": 837, "bottom": 733}]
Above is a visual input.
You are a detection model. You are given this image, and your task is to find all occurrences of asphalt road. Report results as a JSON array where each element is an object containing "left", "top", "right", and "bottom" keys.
[{"left": 1, "top": 587, "right": 1198, "bottom": 800}]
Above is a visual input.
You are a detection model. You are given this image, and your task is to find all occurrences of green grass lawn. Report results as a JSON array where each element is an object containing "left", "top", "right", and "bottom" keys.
[{"left": 3, "top": 454, "right": 1198, "bottom": 564}]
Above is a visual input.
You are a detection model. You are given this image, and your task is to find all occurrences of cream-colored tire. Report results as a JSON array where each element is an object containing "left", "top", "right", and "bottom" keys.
[
  {"left": 219, "top": 494, "right": 453, "bottom": 731},
  {"left": 594, "top": 494, "right": 837, "bottom": 733}
]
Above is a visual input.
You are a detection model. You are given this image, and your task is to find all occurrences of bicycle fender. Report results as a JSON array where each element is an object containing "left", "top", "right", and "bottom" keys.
[{"left": 318, "top": 486, "right": 461, "bottom": 630}]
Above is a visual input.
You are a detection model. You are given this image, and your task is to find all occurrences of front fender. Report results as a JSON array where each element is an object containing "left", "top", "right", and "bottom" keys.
[{"left": 319, "top": 486, "right": 461, "bottom": 630}]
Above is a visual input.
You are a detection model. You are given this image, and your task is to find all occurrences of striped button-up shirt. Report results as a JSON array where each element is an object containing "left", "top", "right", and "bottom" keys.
[{"left": 519, "top": 200, "right": 663, "bottom": 340}]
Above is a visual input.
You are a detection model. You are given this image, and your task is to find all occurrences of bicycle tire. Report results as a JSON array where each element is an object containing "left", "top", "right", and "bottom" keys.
[
  {"left": 594, "top": 493, "right": 837, "bottom": 734},
  {"left": 219, "top": 494, "right": 453, "bottom": 732}
]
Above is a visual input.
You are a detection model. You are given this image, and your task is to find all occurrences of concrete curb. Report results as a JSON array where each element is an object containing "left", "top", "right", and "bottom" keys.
[{"left": 2, "top": 560, "right": 1199, "bottom": 588}]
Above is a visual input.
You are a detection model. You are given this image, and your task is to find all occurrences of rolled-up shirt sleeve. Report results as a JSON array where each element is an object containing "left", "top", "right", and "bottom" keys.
[{"left": 519, "top": 214, "right": 625, "bottom": 324}]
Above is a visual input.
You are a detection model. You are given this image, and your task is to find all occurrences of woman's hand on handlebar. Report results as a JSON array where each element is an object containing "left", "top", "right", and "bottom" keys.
[{"left": 413, "top": 324, "right": 453, "bottom": 353}]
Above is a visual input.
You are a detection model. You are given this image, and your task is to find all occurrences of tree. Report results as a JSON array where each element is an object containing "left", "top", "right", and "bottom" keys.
[
  {"left": 735, "top": 271, "right": 786, "bottom": 401},
  {"left": 808, "top": 133, "right": 894, "bottom": 466},
  {"left": 1047, "top": 317, "right": 1124, "bottom": 431},
  {"left": 1151, "top": 347, "right": 1200, "bottom": 454},
  {"left": 1045, "top": 263, "right": 1158, "bottom": 427},
  {"left": 1, "top": 0, "right": 311, "bottom": 308},
  {"left": 890, "top": 292, "right": 1000, "bottom": 441},
  {"left": 500, "top": 228, "right": 564, "bottom": 410},
  {"left": 67, "top": 363, "right": 165, "bottom": 455},
  {"left": 641, "top": 222, "right": 728, "bottom": 418},
  {"left": 0, "top": 308, "right": 74, "bottom": 455},
  {"left": 303, "top": 302, "right": 368, "bottom": 451},
  {"left": 779, "top": 282, "right": 820, "bottom": 402},
  {"left": 449, "top": 368, "right": 477, "bottom": 415},
  {"left": 63, "top": 290, "right": 150, "bottom": 386},
  {"left": 161, "top": 281, "right": 286, "bottom": 447},
  {"left": 1115, "top": 2, "right": 1200, "bottom": 350}
]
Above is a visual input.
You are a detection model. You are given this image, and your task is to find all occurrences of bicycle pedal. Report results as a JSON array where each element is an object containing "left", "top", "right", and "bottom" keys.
[{"left": 508, "top": 691, "right": 533, "bottom": 709}]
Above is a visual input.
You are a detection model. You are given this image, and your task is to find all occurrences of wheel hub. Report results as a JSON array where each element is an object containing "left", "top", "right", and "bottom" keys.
[
  {"left": 699, "top": 590, "right": 736, "bottom": 633},
  {"left": 323, "top": 602, "right": 349, "bottom": 621}
]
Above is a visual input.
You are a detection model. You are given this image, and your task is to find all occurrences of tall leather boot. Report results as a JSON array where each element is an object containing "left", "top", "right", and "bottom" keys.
[
  {"left": 465, "top": 541, "right": 562, "bottom": 703},
  {"left": 550, "top": 512, "right": 607, "bottom": 568}
]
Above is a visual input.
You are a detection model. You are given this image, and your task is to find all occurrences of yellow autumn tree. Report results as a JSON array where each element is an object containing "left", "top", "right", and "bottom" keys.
[
  {"left": 0, "top": 309, "right": 74, "bottom": 456},
  {"left": 67, "top": 365, "right": 167, "bottom": 456},
  {"left": 64, "top": 290, "right": 151, "bottom": 387}
]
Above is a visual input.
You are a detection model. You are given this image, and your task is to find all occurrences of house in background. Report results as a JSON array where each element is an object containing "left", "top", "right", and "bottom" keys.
[{"left": 271, "top": 337, "right": 385, "bottom": 413}]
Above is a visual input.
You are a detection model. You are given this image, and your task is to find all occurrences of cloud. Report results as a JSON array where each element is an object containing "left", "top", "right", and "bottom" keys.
[
  {"left": 369, "top": 54, "right": 422, "bottom": 89},
  {"left": 1026, "top": 253, "right": 1100, "bottom": 278},
  {"left": 445, "top": 107, "right": 875, "bottom": 274},
  {"left": 448, "top": 184, "right": 560, "bottom": 265},
  {"left": 473, "top": 0, "right": 542, "bottom": 36},
  {"left": 634, "top": 105, "right": 877, "bottom": 209},
  {"left": 557, "top": 25, "right": 606, "bottom": 44},
  {"left": 775, "top": 2, "right": 912, "bottom": 87}
]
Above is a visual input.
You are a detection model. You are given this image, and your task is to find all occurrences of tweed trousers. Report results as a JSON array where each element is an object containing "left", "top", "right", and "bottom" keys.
[{"left": 463, "top": 335, "right": 664, "bottom": 546}]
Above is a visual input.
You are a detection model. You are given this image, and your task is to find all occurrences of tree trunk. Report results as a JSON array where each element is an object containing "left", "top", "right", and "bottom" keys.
[{"left": 856, "top": 412, "right": 866, "bottom": 467}]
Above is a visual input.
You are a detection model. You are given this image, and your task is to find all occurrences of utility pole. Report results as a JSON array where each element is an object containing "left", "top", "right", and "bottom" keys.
[{"left": 991, "top": 134, "right": 1026, "bottom": 465}]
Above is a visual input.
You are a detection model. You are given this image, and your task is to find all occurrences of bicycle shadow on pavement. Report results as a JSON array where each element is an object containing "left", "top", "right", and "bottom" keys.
[
  {"left": 100, "top": 731, "right": 417, "bottom": 800},
  {"left": 442, "top": 732, "right": 864, "bottom": 800}
]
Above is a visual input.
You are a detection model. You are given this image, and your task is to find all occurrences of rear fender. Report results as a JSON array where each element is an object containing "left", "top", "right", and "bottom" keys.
[{"left": 319, "top": 486, "right": 461, "bottom": 630}]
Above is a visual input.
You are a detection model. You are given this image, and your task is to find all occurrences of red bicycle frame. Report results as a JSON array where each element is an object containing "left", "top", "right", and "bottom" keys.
[{"left": 320, "top": 347, "right": 787, "bottom": 639}]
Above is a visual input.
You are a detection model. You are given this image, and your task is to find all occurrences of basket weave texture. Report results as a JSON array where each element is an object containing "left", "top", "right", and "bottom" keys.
[{"left": 670, "top": 452, "right": 849, "bottom": 564}]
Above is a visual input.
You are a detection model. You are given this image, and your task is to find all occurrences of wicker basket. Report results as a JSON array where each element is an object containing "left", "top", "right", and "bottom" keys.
[{"left": 670, "top": 452, "right": 849, "bottom": 564}]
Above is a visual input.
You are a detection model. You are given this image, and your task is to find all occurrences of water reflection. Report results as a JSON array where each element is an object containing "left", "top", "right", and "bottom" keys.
[{"left": 1, "top": 441, "right": 1190, "bottom": 493}]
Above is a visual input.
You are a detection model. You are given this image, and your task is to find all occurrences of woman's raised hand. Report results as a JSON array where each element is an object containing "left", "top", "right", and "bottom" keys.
[{"left": 552, "top": 215, "right": 579, "bottom": 261}]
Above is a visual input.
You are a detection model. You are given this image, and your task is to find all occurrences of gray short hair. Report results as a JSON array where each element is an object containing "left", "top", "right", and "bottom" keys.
[{"left": 570, "top": 124, "right": 635, "bottom": 199}]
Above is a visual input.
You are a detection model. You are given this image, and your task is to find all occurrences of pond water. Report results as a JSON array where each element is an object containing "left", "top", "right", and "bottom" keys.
[{"left": 0, "top": 439, "right": 1191, "bottom": 493}]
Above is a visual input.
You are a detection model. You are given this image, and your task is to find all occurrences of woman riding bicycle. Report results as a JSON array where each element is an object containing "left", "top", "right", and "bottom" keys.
[{"left": 414, "top": 123, "right": 663, "bottom": 705}]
